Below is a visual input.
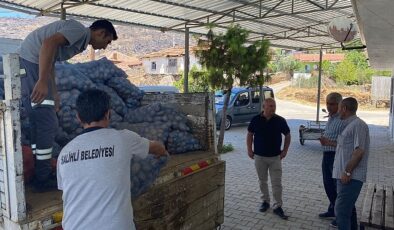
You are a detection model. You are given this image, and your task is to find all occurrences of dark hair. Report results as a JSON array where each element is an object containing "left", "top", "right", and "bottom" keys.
[
  {"left": 341, "top": 97, "right": 358, "bottom": 113},
  {"left": 76, "top": 89, "right": 111, "bottom": 124},
  {"left": 89, "top": 19, "right": 118, "bottom": 40}
]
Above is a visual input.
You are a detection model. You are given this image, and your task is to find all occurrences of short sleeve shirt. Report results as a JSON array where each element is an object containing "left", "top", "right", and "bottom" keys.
[
  {"left": 322, "top": 113, "right": 346, "bottom": 152},
  {"left": 248, "top": 114, "right": 290, "bottom": 157},
  {"left": 19, "top": 19, "right": 90, "bottom": 64},
  {"left": 57, "top": 128, "right": 149, "bottom": 230},
  {"left": 333, "top": 116, "right": 370, "bottom": 182}
]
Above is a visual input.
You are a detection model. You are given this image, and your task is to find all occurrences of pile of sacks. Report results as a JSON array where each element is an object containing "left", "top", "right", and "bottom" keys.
[
  {"left": 1, "top": 57, "right": 202, "bottom": 196},
  {"left": 47, "top": 58, "right": 201, "bottom": 154}
]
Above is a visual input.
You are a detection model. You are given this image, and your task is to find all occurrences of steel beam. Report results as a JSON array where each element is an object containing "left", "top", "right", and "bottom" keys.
[
  {"left": 261, "top": 0, "right": 285, "bottom": 18},
  {"left": 304, "top": 0, "right": 325, "bottom": 10}
]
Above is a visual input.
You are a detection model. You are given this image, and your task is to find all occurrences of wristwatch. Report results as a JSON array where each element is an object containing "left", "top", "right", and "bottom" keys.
[{"left": 344, "top": 171, "right": 351, "bottom": 176}]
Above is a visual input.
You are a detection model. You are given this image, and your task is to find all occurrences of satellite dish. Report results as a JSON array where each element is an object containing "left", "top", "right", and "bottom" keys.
[{"left": 328, "top": 17, "right": 358, "bottom": 43}]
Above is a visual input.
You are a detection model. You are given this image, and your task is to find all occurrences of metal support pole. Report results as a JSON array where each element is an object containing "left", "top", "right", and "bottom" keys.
[
  {"left": 316, "top": 48, "right": 323, "bottom": 122},
  {"left": 184, "top": 26, "right": 189, "bottom": 93},
  {"left": 61, "top": 2, "right": 66, "bottom": 20}
]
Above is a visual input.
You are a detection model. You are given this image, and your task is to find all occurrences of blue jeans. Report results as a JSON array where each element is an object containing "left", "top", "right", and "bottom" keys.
[
  {"left": 335, "top": 179, "right": 363, "bottom": 230},
  {"left": 322, "top": 151, "right": 337, "bottom": 214}
]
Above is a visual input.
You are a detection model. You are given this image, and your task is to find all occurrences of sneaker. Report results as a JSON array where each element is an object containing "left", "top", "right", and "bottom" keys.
[
  {"left": 330, "top": 220, "right": 337, "bottom": 228},
  {"left": 319, "top": 211, "right": 335, "bottom": 218},
  {"left": 273, "top": 207, "right": 289, "bottom": 220},
  {"left": 32, "top": 178, "right": 58, "bottom": 193},
  {"left": 259, "top": 201, "right": 270, "bottom": 212}
]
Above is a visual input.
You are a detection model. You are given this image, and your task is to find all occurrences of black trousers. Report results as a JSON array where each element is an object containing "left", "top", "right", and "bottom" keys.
[
  {"left": 20, "top": 58, "right": 58, "bottom": 183},
  {"left": 322, "top": 151, "right": 337, "bottom": 214}
]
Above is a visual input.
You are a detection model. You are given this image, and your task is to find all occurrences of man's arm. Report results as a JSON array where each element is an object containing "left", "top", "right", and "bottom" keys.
[
  {"left": 246, "top": 132, "right": 254, "bottom": 159},
  {"left": 341, "top": 147, "right": 365, "bottom": 184},
  {"left": 149, "top": 141, "right": 168, "bottom": 158},
  {"left": 32, "top": 33, "right": 68, "bottom": 103},
  {"left": 319, "top": 136, "right": 337, "bottom": 147},
  {"left": 280, "top": 133, "right": 291, "bottom": 159}
]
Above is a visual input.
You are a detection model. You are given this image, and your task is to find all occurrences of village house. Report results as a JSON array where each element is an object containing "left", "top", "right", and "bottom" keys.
[{"left": 140, "top": 46, "right": 200, "bottom": 75}]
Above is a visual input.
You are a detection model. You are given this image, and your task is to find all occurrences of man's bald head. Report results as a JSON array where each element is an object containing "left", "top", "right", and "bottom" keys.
[{"left": 263, "top": 98, "right": 276, "bottom": 118}]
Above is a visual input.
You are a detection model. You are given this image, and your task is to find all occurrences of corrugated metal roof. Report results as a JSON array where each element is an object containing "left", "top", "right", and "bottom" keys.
[{"left": 0, "top": 0, "right": 355, "bottom": 50}]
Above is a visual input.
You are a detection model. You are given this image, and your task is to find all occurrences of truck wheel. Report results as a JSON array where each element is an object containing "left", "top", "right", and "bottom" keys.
[
  {"left": 299, "top": 130, "right": 305, "bottom": 145},
  {"left": 225, "top": 116, "right": 232, "bottom": 130},
  {"left": 299, "top": 138, "right": 305, "bottom": 145}
]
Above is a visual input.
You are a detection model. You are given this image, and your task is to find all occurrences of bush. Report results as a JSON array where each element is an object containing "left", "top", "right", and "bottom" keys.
[{"left": 220, "top": 144, "right": 234, "bottom": 154}]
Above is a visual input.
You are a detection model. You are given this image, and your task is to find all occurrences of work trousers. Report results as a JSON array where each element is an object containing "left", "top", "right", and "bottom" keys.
[
  {"left": 322, "top": 151, "right": 337, "bottom": 214},
  {"left": 20, "top": 58, "right": 58, "bottom": 182},
  {"left": 254, "top": 155, "right": 283, "bottom": 208}
]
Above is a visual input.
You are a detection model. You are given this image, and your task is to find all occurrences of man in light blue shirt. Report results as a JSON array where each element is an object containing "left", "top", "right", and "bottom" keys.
[
  {"left": 19, "top": 19, "right": 118, "bottom": 192},
  {"left": 333, "top": 97, "right": 370, "bottom": 230}
]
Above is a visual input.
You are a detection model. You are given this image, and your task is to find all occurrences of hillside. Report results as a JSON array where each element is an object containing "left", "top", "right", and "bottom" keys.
[{"left": 0, "top": 16, "right": 196, "bottom": 56}]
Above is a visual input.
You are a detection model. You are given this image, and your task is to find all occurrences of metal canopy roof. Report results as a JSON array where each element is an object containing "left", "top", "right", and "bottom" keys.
[{"left": 0, "top": 0, "right": 354, "bottom": 50}]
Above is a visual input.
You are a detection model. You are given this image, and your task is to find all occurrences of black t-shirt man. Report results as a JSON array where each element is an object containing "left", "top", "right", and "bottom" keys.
[{"left": 248, "top": 114, "right": 290, "bottom": 157}]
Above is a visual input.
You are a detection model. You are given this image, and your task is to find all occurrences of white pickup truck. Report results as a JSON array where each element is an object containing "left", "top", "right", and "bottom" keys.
[{"left": 0, "top": 54, "right": 224, "bottom": 230}]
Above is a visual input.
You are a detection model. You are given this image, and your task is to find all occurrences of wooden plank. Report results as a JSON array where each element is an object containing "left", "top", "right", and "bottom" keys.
[
  {"left": 24, "top": 188, "right": 63, "bottom": 222},
  {"left": 1, "top": 53, "right": 26, "bottom": 222},
  {"left": 135, "top": 189, "right": 223, "bottom": 230},
  {"left": 133, "top": 161, "right": 225, "bottom": 221},
  {"left": 371, "top": 184, "right": 384, "bottom": 228},
  {"left": 385, "top": 185, "right": 394, "bottom": 230},
  {"left": 361, "top": 183, "right": 376, "bottom": 226},
  {"left": 149, "top": 152, "right": 219, "bottom": 190}
]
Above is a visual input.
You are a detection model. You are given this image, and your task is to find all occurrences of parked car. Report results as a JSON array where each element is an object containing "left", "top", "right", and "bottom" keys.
[
  {"left": 215, "top": 86, "right": 274, "bottom": 130},
  {"left": 139, "top": 85, "right": 180, "bottom": 93}
]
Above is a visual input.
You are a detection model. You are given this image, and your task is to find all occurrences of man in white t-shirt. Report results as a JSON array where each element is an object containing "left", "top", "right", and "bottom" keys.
[{"left": 57, "top": 89, "right": 168, "bottom": 230}]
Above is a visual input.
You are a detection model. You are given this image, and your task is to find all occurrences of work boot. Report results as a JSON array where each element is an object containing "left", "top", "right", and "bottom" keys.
[
  {"left": 273, "top": 207, "right": 289, "bottom": 220},
  {"left": 259, "top": 201, "right": 270, "bottom": 212},
  {"left": 329, "top": 219, "right": 337, "bottom": 228},
  {"left": 319, "top": 211, "right": 335, "bottom": 218}
]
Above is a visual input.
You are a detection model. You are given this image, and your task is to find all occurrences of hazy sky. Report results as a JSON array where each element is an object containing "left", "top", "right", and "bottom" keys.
[{"left": 0, "top": 7, "right": 33, "bottom": 18}]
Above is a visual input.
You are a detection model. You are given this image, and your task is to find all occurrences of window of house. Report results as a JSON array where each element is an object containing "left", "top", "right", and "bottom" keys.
[
  {"left": 151, "top": 62, "right": 156, "bottom": 70},
  {"left": 168, "top": 58, "right": 177, "bottom": 67}
]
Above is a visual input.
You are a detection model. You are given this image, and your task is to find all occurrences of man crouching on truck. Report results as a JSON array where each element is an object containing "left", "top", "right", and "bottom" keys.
[
  {"left": 19, "top": 19, "right": 117, "bottom": 192},
  {"left": 57, "top": 89, "right": 168, "bottom": 230}
]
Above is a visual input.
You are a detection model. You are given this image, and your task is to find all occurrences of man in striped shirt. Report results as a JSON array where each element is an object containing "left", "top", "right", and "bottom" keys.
[
  {"left": 318, "top": 93, "right": 346, "bottom": 225},
  {"left": 333, "top": 97, "right": 370, "bottom": 230}
]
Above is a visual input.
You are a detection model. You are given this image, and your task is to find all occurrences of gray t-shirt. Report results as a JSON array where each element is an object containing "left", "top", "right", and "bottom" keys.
[
  {"left": 19, "top": 19, "right": 90, "bottom": 64},
  {"left": 57, "top": 128, "right": 149, "bottom": 230},
  {"left": 333, "top": 115, "right": 370, "bottom": 182}
]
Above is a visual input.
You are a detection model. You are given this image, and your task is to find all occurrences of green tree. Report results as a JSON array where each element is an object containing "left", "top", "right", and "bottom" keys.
[
  {"left": 269, "top": 50, "right": 302, "bottom": 77},
  {"left": 334, "top": 51, "right": 372, "bottom": 85},
  {"left": 321, "top": 60, "right": 337, "bottom": 77},
  {"left": 196, "top": 24, "right": 270, "bottom": 151},
  {"left": 174, "top": 65, "right": 211, "bottom": 93}
]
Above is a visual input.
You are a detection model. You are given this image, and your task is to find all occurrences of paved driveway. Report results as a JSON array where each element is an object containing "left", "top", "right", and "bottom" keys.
[{"left": 220, "top": 98, "right": 393, "bottom": 230}]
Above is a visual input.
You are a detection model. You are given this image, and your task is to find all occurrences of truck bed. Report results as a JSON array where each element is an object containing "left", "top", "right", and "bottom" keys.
[{"left": 24, "top": 150, "right": 220, "bottom": 225}]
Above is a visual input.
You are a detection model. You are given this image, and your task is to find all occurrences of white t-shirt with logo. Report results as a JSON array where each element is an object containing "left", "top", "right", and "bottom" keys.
[{"left": 57, "top": 128, "right": 149, "bottom": 230}]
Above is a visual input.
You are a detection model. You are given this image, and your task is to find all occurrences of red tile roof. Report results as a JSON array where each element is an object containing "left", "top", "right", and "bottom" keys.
[
  {"left": 292, "top": 53, "right": 345, "bottom": 62},
  {"left": 141, "top": 46, "right": 199, "bottom": 59}
]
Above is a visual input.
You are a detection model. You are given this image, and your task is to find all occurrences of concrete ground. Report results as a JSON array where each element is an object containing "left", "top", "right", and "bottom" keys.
[{"left": 219, "top": 98, "right": 393, "bottom": 230}]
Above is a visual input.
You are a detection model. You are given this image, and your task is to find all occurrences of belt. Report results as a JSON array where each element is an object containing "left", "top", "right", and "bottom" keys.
[{"left": 31, "top": 99, "right": 55, "bottom": 107}]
